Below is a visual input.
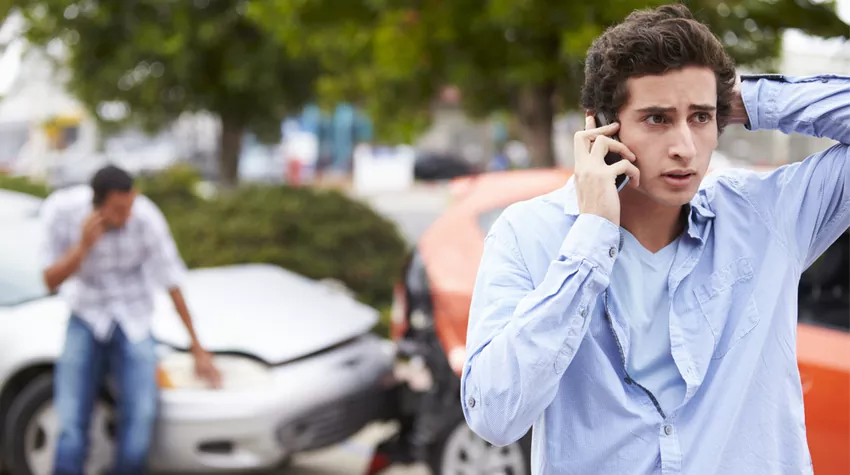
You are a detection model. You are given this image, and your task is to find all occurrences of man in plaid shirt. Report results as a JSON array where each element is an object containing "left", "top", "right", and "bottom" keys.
[{"left": 41, "top": 165, "right": 221, "bottom": 475}]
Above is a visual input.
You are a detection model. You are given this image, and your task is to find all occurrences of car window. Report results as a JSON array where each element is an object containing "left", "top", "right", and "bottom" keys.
[
  {"left": 798, "top": 230, "right": 849, "bottom": 331},
  {"left": 477, "top": 207, "right": 507, "bottom": 235},
  {"left": 0, "top": 218, "right": 49, "bottom": 306}
]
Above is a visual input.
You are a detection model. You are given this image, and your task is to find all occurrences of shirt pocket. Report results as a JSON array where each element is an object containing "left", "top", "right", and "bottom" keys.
[{"left": 694, "top": 257, "right": 761, "bottom": 360}]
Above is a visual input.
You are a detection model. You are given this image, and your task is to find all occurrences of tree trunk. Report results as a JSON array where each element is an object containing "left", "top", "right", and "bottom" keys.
[
  {"left": 517, "top": 83, "right": 556, "bottom": 168},
  {"left": 218, "top": 116, "right": 244, "bottom": 187}
]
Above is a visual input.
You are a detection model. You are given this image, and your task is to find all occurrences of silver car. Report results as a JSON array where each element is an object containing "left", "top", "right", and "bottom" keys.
[{"left": 0, "top": 190, "right": 397, "bottom": 474}]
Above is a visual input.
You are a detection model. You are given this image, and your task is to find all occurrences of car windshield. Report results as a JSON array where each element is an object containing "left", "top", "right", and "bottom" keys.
[
  {"left": 0, "top": 218, "right": 49, "bottom": 306},
  {"left": 477, "top": 206, "right": 507, "bottom": 234}
]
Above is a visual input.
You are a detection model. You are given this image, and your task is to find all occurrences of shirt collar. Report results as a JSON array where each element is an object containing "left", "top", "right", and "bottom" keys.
[{"left": 560, "top": 175, "right": 715, "bottom": 241}]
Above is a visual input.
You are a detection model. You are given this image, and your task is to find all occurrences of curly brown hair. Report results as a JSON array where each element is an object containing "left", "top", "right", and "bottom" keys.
[{"left": 580, "top": 3, "right": 737, "bottom": 132}]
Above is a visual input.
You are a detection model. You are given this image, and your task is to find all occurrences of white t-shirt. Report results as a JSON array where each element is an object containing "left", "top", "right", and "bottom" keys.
[{"left": 609, "top": 228, "right": 687, "bottom": 415}]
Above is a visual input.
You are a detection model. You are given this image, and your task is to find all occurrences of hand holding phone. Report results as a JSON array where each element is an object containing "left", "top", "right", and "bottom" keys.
[
  {"left": 80, "top": 211, "right": 105, "bottom": 250},
  {"left": 572, "top": 113, "right": 639, "bottom": 226},
  {"left": 594, "top": 111, "right": 630, "bottom": 192}
]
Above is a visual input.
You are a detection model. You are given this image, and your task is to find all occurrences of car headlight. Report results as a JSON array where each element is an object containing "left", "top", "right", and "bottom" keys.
[{"left": 156, "top": 351, "right": 273, "bottom": 390}]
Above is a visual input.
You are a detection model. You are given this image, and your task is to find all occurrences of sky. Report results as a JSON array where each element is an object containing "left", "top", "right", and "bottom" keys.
[
  {"left": 784, "top": 0, "right": 850, "bottom": 54},
  {"left": 836, "top": 0, "right": 848, "bottom": 19}
]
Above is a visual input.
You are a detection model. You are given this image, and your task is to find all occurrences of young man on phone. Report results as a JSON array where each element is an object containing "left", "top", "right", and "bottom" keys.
[
  {"left": 461, "top": 4, "right": 848, "bottom": 474},
  {"left": 41, "top": 165, "right": 222, "bottom": 475}
]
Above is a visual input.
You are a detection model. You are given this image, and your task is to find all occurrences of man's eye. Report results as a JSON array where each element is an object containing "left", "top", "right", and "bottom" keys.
[
  {"left": 646, "top": 115, "right": 665, "bottom": 125},
  {"left": 695, "top": 112, "right": 712, "bottom": 123}
]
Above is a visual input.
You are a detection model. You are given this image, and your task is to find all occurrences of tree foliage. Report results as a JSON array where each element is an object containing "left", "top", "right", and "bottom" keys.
[
  {"left": 249, "top": 0, "right": 849, "bottom": 167},
  {"left": 13, "top": 0, "right": 321, "bottom": 185}
]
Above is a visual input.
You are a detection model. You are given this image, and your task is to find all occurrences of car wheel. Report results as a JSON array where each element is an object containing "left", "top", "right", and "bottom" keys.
[
  {"left": 427, "top": 417, "right": 531, "bottom": 475},
  {"left": 2, "top": 373, "right": 115, "bottom": 475}
]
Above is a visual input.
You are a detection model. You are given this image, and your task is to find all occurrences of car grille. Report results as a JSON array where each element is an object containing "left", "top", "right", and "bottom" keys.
[{"left": 277, "top": 388, "right": 388, "bottom": 452}]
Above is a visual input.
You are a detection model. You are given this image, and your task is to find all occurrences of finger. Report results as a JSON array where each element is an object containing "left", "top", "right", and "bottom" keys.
[
  {"left": 585, "top": 114, "right": 596, "bottom": 131},
  {"left": 591, "top": 136, "right": 637, "bottom": 162},
  {"left": 579, "top": 121, "right": 619, "bottom": 139},
  {"left": 575, "top": 123, "right": 622, "bottom": 165},
  {"left": 199, "top": 367, "right": 218, "bottom": 388},
  {"left": 202, "top": 364, "right": 222, "bottom": 387},
  {"left": 211, "top": 370, "right": 223, "bottom": 388},
  {"left": 609, "top": 159, "right": 641, "bottom": 188}
]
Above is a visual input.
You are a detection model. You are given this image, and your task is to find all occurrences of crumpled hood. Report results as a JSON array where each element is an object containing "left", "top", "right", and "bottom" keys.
[{"left": 151, "top": 264, "right": 379, "bottom": 365}]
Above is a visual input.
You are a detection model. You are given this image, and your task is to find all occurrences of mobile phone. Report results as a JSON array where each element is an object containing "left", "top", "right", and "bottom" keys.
[{"left": 593, "top": 111, "right": 630, "bottom": 192}]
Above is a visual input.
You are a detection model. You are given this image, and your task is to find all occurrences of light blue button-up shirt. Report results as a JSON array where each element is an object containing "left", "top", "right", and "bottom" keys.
[{"left": 461, "top": 74, "right": 849, "bottom": 475}]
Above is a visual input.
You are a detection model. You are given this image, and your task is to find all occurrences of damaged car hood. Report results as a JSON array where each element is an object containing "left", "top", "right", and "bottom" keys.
[{"left": 151, "top": 264, "right": 379, "bottom": 365}]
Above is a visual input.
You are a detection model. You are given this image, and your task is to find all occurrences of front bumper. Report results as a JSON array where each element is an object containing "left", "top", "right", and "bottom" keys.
[{"left": 149, "top": 333, "right": 397, "bottom": 473}]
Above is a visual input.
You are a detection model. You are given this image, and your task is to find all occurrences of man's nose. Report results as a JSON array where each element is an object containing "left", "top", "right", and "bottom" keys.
[{"left": 669, "top": 122, "right": 697, "bottom": 161}]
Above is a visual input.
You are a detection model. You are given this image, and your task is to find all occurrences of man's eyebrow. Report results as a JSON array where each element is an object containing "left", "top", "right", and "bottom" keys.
[
  {"left": 635, "top": 104, "right": 717, "bottom": 114},
  {"left": 690, "top": 104, "right": 717, "bottom": 111}
]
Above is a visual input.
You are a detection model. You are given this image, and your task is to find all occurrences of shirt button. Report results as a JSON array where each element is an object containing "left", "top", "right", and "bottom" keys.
[
  {"left": 580, "top": 307, "right": 588, "bottom": 318},
  {"left": 467, "top": 397, "right": 476, "bottom": 408},
  {"left": 609, "top": 247, "right": 617, "bottom": 258},
  {"left": 663, "top": 424, "right": 673, "bottom": 435}
]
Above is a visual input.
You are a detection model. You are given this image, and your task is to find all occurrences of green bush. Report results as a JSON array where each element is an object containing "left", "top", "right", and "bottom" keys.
[
  {"left": 136, "top": 164, "right": 205, "bottom": 213},
  {"left": 166, "top": 183, "right": 408, "bottom": 308},
  {"left": 0, "top": 174, "right": 51, "bottom": 198},
  {"left": 143, "top": 167, "right": 409, "bottom": 309},
  {"left": 1, "top": 166, "right": 409, "bottom": 311}
]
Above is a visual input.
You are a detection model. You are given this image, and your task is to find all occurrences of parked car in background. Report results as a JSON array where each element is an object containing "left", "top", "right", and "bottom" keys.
[
  {"left": 413, "top": 152, "right": 480, "bottom": 182},
  {"left": 0, "top": 189, "right": 41, "bottom": 219},
  {"left": 372, "top": 168, "right": 850, "bottom": 475},
  {"left": 0, "top": 190, "right": 397, "bottom": 474}
]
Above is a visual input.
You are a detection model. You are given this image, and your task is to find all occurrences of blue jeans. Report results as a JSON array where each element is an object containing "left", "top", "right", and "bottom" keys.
[{"left": 53, "top": 316, "right": 158, "bottom": 475}]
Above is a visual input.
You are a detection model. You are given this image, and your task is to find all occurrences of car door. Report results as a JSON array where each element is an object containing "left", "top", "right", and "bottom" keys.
[{"left": 797, "top": 230, "right": 850, "bottom": 475}]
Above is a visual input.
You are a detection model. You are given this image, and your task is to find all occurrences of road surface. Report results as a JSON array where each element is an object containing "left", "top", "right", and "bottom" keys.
[
  {"left": 274, "top": 422, "right": 429, "bottom": 475},
  {"left": 349, "top": 185, "right": 451, "bottom": 244}
]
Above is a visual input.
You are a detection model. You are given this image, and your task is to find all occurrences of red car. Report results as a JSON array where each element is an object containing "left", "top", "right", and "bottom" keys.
[{"left": 372, "top": 168, "right": 850, "bottom": 475}]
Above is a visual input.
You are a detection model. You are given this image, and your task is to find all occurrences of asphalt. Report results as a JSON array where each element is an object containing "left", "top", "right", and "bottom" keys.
[
  {"left": 277, "top": 422, "right": 428, "bottom": 475},
  {"left": 347, "top": 184, "right": 452, "bottom": 244}
]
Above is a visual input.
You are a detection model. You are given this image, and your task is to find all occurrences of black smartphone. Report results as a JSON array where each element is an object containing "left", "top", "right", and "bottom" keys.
[{"left": 593, "top": 111, "right": 630, "bottom": 192}]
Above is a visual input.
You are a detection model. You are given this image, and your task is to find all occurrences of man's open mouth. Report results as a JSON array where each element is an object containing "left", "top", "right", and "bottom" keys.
[{"left": 663, "top": 171, "right": 695, "bottom": 178}]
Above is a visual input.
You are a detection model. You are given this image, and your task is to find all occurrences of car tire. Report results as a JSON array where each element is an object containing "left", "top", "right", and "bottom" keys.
[
  {"left": 2, "top": 373, "right": 115, "bottom": 475},
  {"left": 426, "top": 412, "right": 531, "bottom": 475}
]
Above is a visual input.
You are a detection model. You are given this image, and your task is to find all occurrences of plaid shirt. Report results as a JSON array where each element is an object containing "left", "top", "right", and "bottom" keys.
[{"left": 40, "top": 185, "right": 186, "bottom": 343}]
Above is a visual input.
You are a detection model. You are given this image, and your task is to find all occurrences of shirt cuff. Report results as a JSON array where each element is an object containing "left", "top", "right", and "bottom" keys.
[
  {"left": 559, "top": 213, "right": 621, "bottom": 276},
  {"left": 740, "top": 74, "right": 783, "bottom": 132}
]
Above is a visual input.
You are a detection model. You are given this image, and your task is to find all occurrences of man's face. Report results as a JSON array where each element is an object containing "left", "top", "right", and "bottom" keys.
[
  {"left": 97, "top": 189, "right": 136, "bottom": 228},
  {"left": 616, "top": 66, "right": 718, "bottom": 207}
]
